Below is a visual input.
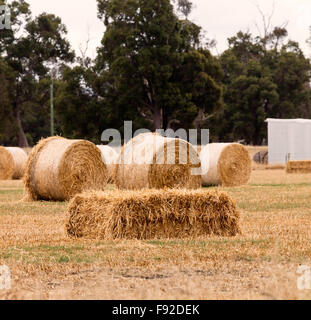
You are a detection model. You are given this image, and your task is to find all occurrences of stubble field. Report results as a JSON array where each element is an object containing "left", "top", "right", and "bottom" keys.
[{"left": 0, "top": 169, "right": 311, "bottom": 300}]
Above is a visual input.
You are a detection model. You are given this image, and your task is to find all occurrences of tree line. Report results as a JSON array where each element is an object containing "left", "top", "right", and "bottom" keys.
[{"left": 0, "top": 0, "right": 310, "bottom": 147}]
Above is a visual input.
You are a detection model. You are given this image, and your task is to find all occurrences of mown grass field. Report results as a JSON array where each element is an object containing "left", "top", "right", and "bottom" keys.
[{"left": 0, "top": 170, "right": 311, "bottom": 299}]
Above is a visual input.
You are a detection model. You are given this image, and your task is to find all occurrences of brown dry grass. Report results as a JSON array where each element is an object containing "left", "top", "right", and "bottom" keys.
[{"left": 0, "top": 168, "right": 311, "bottom": 300}]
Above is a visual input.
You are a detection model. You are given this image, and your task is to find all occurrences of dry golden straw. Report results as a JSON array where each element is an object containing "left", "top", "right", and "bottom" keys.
[
  {"left": 97, "top": 145, "right": 119, "bottom": 183},
  {"left": 115, "top": 133, "right": 201, "bottom": 190},
  {"left": 24, "top": 136, "right": 108, "bottom": 201},
  {"left": 0, "top": 146, "right": 27, "bottom": 180},
  {"left": 0, "top": 146, "right": 14, "bottom": 180},
  {"left": 6, "top": 147, "right": 28, "bottom": 179},
  {"left": 200, "top": 143, "right": 251, "bottom": 187},
  {"left": 286, "top": 161, "right": 311, "bottom": 173},
  {"left": 265, "top": 163, "right": 285, "bottom": 170},
  {"left": 66, "top": 188, "right": 241, "bottom": 240}
]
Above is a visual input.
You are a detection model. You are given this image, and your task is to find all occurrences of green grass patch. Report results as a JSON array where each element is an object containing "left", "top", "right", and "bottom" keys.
[
  {"left": 250, "top": 183, "right": 311, "bottom": 187},
  {"left": 0, "top": 202, "right": 67, "bottom": 216},
  {"left": 0, "top": 189, "right": 24, "bottom": 195},
  {"left": 238, "top": 201, "right": 311, "bottom": 211},
  {"left": 146, "top": 239, "right": 271, "bottom": 248}
]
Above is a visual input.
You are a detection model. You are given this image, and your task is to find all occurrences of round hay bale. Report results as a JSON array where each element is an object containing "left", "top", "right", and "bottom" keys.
[
  {"left": 0, "top": 147, "right": 14, "bottom": 180},
  {"left": 24, "top": 136, "right": 108, "bottom": 201},
  {"left": 115, "top": 133, "right": 201, "bottom": 190},
  {"left": 200, "top": 143, "right": 251, "bottom": 187},
  {"left": 6, "top": 147, "right": 28, "bottom": 179},
  {"left": 97, "top": 145, "right": 119, "bottom": 183}
]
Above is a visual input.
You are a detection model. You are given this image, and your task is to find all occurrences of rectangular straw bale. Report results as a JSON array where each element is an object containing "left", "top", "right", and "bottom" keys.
[
  {"left": 66, "top": 189, "right": 241, "bottom": 240},
  {"left": 286, "top": 161, "right": 311, "bottom": 173}
]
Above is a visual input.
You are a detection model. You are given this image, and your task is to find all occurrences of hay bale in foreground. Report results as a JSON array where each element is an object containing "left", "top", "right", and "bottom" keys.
[
  {"left": 24, "top": 137, "right": 108, "bottom": 201},
  {"left": 200, "top": 143, "right": 251, "bottom": 187},
  {"left": 97, "top": 145, "right": 119, "bottom": 183},
  {"left": 66, "top": 189, "right": 241, "bottom": 240},
  {"left": 286, "top": 161, "right": 311, "bottom": 173},
  {"left": 115, "top": 133, "right": 201, "bottom": 190}
]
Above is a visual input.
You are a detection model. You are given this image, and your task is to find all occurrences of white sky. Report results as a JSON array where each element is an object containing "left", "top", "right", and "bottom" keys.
[{"left": 26, "top": 0, "right": 311, "bottom": 58}]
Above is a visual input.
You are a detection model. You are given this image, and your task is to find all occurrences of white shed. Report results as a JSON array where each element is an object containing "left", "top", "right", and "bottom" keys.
[{"left": 266, "top": 118, "right": 311, "bottom": 164}]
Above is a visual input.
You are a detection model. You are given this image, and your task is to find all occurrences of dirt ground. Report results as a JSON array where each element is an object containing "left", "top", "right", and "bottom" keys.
[{"left": 0, "top": 169, "right": 311, "bottom": 300}]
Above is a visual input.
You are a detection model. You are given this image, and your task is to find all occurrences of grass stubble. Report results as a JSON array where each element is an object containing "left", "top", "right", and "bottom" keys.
[{"left": 0, "top": 169, "right": 311, "bottom": 299}]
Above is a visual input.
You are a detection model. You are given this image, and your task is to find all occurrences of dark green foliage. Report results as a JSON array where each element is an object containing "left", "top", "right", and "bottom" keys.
[
  {"left": 0, "top": 1, "right": 310, "bottom": 146},
  {"left": 94, "top": 0, "right": 222, "bottom": 132},
  {"left": 0, "top": 0, "right": 74, "bottom": 147},
  {"left": 216, "top": 30, "right": 311, "bottom": 144}
]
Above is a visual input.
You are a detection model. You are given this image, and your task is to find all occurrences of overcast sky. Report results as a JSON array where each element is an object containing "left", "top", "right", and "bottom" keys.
[{"left": 27, "top": 0, "right": 311, "bottom": 58}]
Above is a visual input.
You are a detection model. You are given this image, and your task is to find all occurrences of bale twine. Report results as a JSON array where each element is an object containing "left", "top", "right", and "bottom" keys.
[
  {"left": 97, "top": 145, "right": 119, "bottom": 183},
  {"left": 200, "top": 143, "right": 251, "bottom": 187},
  {"left": 0, "top": 147, "right": 14, "bottom": 180},
  {"left": 286, "top": 161, "right": 311, "bottom": 173},
  {"left": 24, "top": 136, "right": 108, "bottom": 201},
  {"left": 66, "top": 189, "right": 241, "bottom": 240},
  {"left": 6, "top": 147, "right": 28, "bottom": 179},
  {"left": 115, "top": 133, "right": 201, "bottom": 190}
]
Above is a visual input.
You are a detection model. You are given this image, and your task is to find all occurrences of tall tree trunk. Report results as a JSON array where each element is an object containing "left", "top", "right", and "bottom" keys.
[
  {"left": 14, "top": 102, "right": 29, "bottom": 148},
  {"left": 193, "top": 109, "right": 205, "bottom": 130},
  {"left": 253, "top": 126, "right": 261, "bottom": 146},
  {"left": 153, "top": 105, "right": 163, "bottom": 130}
]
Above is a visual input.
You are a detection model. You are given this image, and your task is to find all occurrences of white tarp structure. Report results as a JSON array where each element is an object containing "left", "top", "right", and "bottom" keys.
[{"left": 266, "top": 118, "right": 311, "bottom": 164}]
